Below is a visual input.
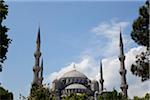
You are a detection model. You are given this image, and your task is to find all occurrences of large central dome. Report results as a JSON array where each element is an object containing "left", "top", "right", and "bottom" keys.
[
  {"left": 52, "top": 66, "right": 99, "bottom": 98},
  {"left": 61, "top": 69, "right": 87, "bottom": 78}
]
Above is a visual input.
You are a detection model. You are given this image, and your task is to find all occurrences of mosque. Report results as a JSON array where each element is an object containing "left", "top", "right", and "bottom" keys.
[
  {"left": 51, "top": 64, "right": 99, "bottom": 99},
  {"left": 31, "top": 27, "right": 128, "bottom": 99}
]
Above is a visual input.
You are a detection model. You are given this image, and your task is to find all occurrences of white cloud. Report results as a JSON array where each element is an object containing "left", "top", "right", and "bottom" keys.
[
  {"left": 101, "top": 46, "right": 150, "bottom": 98},
  {"left": 46, "top": 46, "right": 149, "bottom": 98},
  {"left": 45, "top": 56, "right": 98, "bottom": 84},
  {"left": 91, "top": 20, "right": 129, "bottom": 38},
  {"left": 83, "top": 20, "right": 132, "bottom": 57}
]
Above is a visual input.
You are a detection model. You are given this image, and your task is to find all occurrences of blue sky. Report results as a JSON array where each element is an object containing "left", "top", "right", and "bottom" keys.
[{"left": 1, "top": 0, "right": 148, "bottom": 99}]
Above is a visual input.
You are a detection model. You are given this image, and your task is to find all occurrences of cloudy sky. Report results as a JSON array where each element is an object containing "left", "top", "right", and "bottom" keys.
[{"left": 1, "top": 0, "right": 149, "bottom": 99}]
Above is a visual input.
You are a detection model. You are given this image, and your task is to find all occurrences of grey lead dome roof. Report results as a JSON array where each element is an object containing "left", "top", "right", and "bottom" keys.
[
  {"left": 61, "top": 70, "right": 87, "bottom": 78},
  {"left": 65, "top": 84, "right": 87, "bottom": 90}
]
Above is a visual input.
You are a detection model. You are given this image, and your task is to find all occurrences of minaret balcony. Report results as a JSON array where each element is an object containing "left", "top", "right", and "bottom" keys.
[
  {"left": 100, "top": 79, "right": 104, "bottom": 83},
  {"left": 120, "top": 84, "right": 128, "bottom": 90},
  {"left": 34, "top": 51, "right": 41, "bottom": 57},
  {"left": 118, "top": 55, "right": 125, "bottom": 61},
  {"left": 33, "top": 66, "right": 41, "bottom": 72},
  {"left": 119, "top": 69, "right": 126, "bottom": 75}
]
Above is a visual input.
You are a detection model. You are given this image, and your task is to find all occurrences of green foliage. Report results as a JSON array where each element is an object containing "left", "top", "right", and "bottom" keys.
[
  {"left": 131, "top": 1, "right": 149, "bottom": 47},
  {"left": 133, "top": 93, "right": 150, "bottom": 100},
  {"left": 28, "top": 84, "right": 51, "bottom": 100},
  {"left": 0, "top": 86, "right": 13, "bottom": 100},
  {"left": 131, "top": 51, "right": 149, "bottom": 81},
  {"left": 0, "top": 0, "right": 8, "bottom": 21},
  {"left": 130, "top": 0, "right": 150, "bottom": 81},
  {"left": 98, "top": 89, "right": 127, "bottom": 100},
  {"left": 0, "top": 0, "right": 11, "bottom": 71},
  {"left": 62, "top": 93, "right": 88, "bottom": 100}
]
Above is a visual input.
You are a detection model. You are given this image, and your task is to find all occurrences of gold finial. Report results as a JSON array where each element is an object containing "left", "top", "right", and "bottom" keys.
[{"left": 73, "top": 64, "right": 76, "bottom": 70}]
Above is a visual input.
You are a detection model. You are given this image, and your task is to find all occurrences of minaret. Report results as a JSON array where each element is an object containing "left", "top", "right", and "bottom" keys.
[
  {"left": 32, "top": 27, "right": 42, "bottom": 86},
  {"left": 40, "top": 58, "right": 43, "bottom": 85},
  {"left": 99, "top": 60, "right": 104, "bottom": 93},
  {"left": 118, "top": 31, "right": 128, "bottom": 97}
]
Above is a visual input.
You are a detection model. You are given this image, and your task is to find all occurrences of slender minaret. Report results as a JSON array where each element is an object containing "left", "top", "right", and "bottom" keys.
[
  {"left": 99, "top": 60, "right": 104, "bottom": 93},
  {"left": 118, "top": 31, "right": 128, "bottom": 97},
  {"left": 32, "top": 27, "right": 42, "bottom": 86},
  {"left": 39, "top": 58, "right": 43, "bottom": 85}
]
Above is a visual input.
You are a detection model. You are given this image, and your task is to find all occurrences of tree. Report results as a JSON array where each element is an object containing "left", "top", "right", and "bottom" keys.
[
  {"left": 130, "top": 0, "right": 150, "bottom": 81},
  {"left": 133, "top": 93, "right": 150, "bottom": 100},
  {"left": 0, "top": 0, "right": 11, "bottom": 72},
  {"left": 62, "top": 93, "right": 88, "bottom": 100},
  {"left": 28, "top": 84, "right": 51, "bottom": 100},
  {"left": 98, "top": 89, "right": 127, "bottom": 100},
  {"left": 0, "top": 86, "right": 13, "bottom": 100}
]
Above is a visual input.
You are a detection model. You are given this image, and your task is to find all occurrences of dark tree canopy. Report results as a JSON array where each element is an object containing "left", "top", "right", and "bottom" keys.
[
  {"left": 131, "top": 0, "right": 149, "bottom": 47},
  {"left": 0, "top": 0, "right": 11, "bottom": 71},
  {"left": 130, "top": 0, "right": 150, "bottom": 81},
  {"left": 131, "top": 51, "right": 149, "bottom": 81},
  {"left": 0, "top": 86, "right": 13, "bottom": 100}
]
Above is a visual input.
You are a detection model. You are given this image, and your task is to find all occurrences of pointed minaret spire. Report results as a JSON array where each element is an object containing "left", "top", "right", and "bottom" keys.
[
  {"left": 32, "top": 27, "right": 42, "bottom": 86},
  {"left": 99, "top": 60, "right": 104, "bottom": 93},
  {"left": 119, "top": 30, "right": 128, "bottom": 97},
  {"left": 34, "top": 27, "right": 41, "bottom": 67},
  {"left": 119, "top": 30, "right": 123, "bottom": 49},
  {"left": 36, "top": 27, "right": 41, "bottom": 50}
]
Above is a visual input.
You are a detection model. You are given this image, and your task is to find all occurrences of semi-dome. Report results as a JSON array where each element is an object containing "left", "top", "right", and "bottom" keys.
[
  {"left": 61, "top": 70, "right": 87, "bottom": 79},
  {"left": 65, "top": 84, "right": 87, "bottom": 90}
]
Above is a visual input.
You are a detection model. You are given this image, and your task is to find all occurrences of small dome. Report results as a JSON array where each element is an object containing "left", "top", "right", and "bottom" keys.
[
  {"left": 65, "top": 84, "right": 87, "bottom": 90},
  {"left": 61, "top": 70, "right": 87, "bottom": 78}
]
